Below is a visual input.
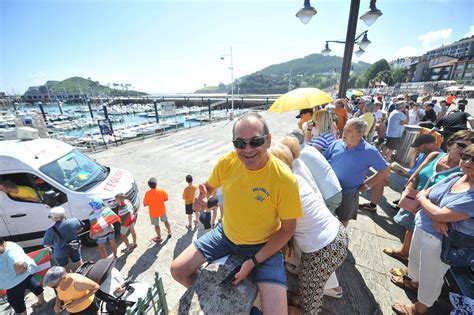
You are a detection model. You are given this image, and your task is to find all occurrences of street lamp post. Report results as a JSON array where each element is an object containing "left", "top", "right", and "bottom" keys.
[
  {"left": 298, "top": 0, "right": 382, "bottom": 99},
  {"left": 220, "top": 46, "right": 234, "bottom": 111}
]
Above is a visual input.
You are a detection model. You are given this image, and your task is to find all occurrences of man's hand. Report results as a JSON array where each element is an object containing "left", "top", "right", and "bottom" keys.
[
  {"left": 193, "top": 184, "right": 208, "bottom": 211},
  {"left": 233, "top": 259, "right": 254, "bottom": 286},
  {"left": 14, "top": 262, "right": 27, "bottom": 275},
  {"left": 54, "top": 304, "right": 62, "bottom": 313}
]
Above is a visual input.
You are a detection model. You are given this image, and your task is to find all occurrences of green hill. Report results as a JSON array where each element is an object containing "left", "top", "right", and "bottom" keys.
[
  {"left": 23, "top": 77, "right": 147, "bottom": 98},
  {"left": 195, "top": 53, "right": 371, "bottom": 94}
]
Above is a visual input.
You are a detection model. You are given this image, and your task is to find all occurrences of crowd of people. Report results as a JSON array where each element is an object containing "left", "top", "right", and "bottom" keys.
[{"left": 1, "top": 92, "right": 473, "bottom": 315}]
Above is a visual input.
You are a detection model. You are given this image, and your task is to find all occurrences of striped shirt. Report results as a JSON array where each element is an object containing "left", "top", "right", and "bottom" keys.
[{"left": 307, "top": 132, "right": 336, "bottom": 152}]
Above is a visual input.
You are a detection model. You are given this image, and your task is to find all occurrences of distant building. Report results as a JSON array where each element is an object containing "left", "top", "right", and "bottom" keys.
[
  {"left": 451, "top": 55, "right": 474, "bottom": 84},
  {"left": 390, "top": 56, "right": 420, "bottom": 69},
  {"left": 423, "top": 36, "right": 474, "bottom": 61},
  {"left": 421, "top": 58, "right": 458, "bottom": 82}
]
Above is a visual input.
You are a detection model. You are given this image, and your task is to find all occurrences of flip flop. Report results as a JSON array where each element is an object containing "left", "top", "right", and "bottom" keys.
[
  {"left": 391, "top": 303, "right": 425, "bottom": 315},
  {"left": 151, "top": 237, "right": 162, "bottom": 243},
  {"left": 129, "top": 243, "right": 138, "bottom": 248},
  {"left": 383, "top": 248, "right": 408, "bottom": 262},
  {"left": 390, "top": 267, "right": 409, "bottom": 278},
  {"left": 121, "top": 247, "right": 133, "bottom": 253},
  {"left": 390, "top": 275, "right": 418, "bottom": 294}
]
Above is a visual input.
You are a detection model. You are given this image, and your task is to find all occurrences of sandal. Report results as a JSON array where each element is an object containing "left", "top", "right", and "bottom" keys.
[
  {"left": 383, "top": 248, "right": 408, "bottom": 262},
  {"left": 391, "top": 303, "right": 425, "bottom": 315},
  {"left": 390, "top": 267, "right": 409, "bottom": 278},
  {"left": 151, "top": 237, "right": 162, "bottom": 243},
  {"left": 359, "top": 202, "right": 377, "bottom": 211},
  {"left": 129, "top": 243, "right": 138, "bottom": 248},
  {"left": 121, "top": 247, "right": 133, "bottom": 253},
  {"left": 390, "top": 275, "right": 418, "bottom": 294}
]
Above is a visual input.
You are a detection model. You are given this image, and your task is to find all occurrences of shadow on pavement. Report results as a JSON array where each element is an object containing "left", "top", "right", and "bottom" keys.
[{"left": 173, "top": 228, "right": 197, "bottom": 259}]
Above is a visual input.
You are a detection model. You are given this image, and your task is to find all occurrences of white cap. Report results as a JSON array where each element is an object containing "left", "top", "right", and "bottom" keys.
[{"left": 49, "top": 206, "right": 65, "bottom": 218}]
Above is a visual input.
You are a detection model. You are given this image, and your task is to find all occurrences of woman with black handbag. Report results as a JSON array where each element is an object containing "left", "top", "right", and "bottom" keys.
[
  {"left": 42, "top": 207, "right": 85, "bottom": 270},
  {"left": 391, "top": 143, "right": 474, "bottom": 315}
]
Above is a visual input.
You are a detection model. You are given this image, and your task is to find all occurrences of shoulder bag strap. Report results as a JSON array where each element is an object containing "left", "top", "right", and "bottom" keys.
[{"left": 52, "top": 225, "right": 65, "bottom": 240}]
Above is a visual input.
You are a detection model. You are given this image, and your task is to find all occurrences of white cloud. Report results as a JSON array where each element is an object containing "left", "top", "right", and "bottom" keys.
[
  {"left": 418, "top": 28, "right": 452, "bottom": 52},
  {"left": 464, "top": 25, "right": 474, "bottom": 38},
  {"left": 390, "top": 46, "right": 418, "bottom": 60}
]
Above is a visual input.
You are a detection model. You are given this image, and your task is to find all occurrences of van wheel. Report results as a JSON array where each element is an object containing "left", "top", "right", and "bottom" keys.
[{"left": 80, "top": 221, "right": 97, "bottom": 247}]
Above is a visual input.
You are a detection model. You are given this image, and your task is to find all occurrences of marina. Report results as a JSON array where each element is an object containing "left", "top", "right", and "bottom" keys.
[{"left": 0, "top": 102, "right": 247, "bottom": 149}]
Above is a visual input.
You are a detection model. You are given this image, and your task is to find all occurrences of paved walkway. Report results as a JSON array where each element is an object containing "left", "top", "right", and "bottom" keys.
[{"left": 1, "top": 109, "right": 458, "bottom": 314}]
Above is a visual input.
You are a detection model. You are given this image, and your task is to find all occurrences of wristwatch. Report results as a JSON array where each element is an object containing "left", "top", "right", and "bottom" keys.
[{"left": 251, "top": 255, "right": 260, "bottom": 266}]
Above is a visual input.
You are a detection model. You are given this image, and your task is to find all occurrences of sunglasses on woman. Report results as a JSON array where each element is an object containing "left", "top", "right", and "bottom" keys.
[
  {"left": 232, "top": 135, "right": 268, "bottom": 149},
  {"left": 460, "top": 153, "right": 474, "bottom": 162},
  {"left": 455, "top": 142, "right": 468, "bottom": 149}
]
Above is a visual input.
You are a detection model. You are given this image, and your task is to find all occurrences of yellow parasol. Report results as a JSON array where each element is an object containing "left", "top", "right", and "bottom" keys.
[
  {"left": 351, "top": 90, "right": 364, "bottom": 97},
  {"left": 268, "top": 88, "right": 333, "bottom": 113}
]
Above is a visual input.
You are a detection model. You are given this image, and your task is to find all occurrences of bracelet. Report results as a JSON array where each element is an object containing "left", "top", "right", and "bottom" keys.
[{"left": 251, "top": 255, "right": 260, "bottom": 266}]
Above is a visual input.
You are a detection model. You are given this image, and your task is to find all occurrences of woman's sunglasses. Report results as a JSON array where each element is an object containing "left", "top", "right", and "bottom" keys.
[
  {"left": 460, "top": 153, "right": 474, "bottom": 162},
  {"left": 232, "top": 135, "right": 267, "bottom": 149},
  {"left": 455, "top": 142, "right": 468, "bottom": 149}
]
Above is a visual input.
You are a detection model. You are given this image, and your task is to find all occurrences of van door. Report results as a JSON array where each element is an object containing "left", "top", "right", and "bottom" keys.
[
  {"left": 0, "top": 208, "right": 10, "bottom": 239},
  {"left": 1, "top": 172, "right": 69, "bottom": 247}
]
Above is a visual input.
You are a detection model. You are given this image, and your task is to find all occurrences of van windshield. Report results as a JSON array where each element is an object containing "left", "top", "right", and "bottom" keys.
[{"left": 39, "top": 149, "right": 109, "bottom": 192}]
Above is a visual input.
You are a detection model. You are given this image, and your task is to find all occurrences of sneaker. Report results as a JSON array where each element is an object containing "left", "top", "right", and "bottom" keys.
[{"left": 359, "top": 202, "right": 377, "bottom": 211}]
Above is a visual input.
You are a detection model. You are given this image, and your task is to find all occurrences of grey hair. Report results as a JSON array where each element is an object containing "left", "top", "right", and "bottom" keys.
[
  {"left": 43, "top": 266, "right": 66, "bottom": 287},
  {"left": 287, "top": 128, "right": 304, "bottom": 145},
  {"left": 232, "top": 112, "right": 269, "bottom": 139},
  {"left": 364, "top": 101, "right": 375, "bottom": 113},
  {"left": 346, "top": 118, "right": 368, "bottom": 135},
  {"left": 395, "top": 101, "right": 406, "bottom": 109}
]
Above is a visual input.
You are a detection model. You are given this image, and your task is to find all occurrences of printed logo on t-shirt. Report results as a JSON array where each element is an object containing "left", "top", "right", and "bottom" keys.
[{"left": 252, "top": 187, "right": 270, "bottom": 202}]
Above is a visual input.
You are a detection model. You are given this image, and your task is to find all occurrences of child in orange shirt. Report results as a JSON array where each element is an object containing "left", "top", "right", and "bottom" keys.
[
  {"left": 143, "top": 177, "right": 171, "bottom": 242},
  {"left": 182, "top": 175, "right": 198, "bottom": 230}
]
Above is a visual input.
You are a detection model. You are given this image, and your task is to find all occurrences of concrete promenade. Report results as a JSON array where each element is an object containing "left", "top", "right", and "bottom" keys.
[{"left": 3, "top": 105, "right": 471, "bottom": 314}]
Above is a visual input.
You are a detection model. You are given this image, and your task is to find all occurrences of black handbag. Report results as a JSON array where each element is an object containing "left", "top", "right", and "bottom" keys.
[
  {"left": 440, "top": 227, "right": 474, "bottom": 267},
  {"left": 52, "top": 225, "right": 81, "bottom": 251}
]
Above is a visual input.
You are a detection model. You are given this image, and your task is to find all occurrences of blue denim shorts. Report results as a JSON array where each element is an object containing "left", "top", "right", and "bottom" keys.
[
  {"left": 55, "top": 248, "right": 82, "bottom": 266},
  {"left": 394, "top": 208, "right": 416, "bottom": 231},
  {"left": 194, "top": 224, "right": 287, "bottom": 287},
  {"left": 96, "top": 232, "right": 115, "bottom": 245}
]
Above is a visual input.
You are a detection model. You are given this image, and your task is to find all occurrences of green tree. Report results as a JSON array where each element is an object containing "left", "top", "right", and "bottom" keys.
[
  {"left": 392, "top": 68, "right": 408, "bottom": 84},
  {"left": 374, "top": 70, "right": 393, "bottom": 86}
]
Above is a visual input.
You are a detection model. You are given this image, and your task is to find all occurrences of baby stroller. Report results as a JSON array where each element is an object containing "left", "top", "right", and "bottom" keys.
[{"left": 76, "top": 258, "right": 149, "bottom": 314}]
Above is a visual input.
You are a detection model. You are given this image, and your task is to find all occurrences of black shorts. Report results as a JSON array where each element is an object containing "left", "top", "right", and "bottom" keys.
[
  {"left": 185, "top": 203, "right": 194, "bottom": 215},
  {"left": 385, "top": 137, "right": 401, "bottom": 150},
  {"left": 199, "top": 212, "right": 212, "bottom": 229},
  {"left": 71, "top": 297, "right": 99, "bottom": 315}
]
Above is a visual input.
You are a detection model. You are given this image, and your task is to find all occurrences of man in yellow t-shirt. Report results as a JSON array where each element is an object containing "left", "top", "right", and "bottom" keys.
[
  {"left": 0, "top": 180, "right": 40, "bottom": 202},
  {"left": 171, "top": 112, "right": 303, "bottom": 315}
]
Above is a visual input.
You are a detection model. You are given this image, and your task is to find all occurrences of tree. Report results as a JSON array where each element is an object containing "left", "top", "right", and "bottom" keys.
[
  {"left": 392, "top": 68, "right": 408, "bottom": 84},
  {"left": 374, "top": 70, "right": 393, "bottom": 86}
]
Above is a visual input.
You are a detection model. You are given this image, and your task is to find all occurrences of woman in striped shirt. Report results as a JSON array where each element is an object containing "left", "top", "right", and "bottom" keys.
[{"left": 304, "top": 109, "right": 338, "bottom": 153}]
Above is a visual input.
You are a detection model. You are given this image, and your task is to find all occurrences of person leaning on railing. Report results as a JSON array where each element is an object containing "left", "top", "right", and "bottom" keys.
[{"left": 391, "top": 143, "right": 474, "bottom": 315}]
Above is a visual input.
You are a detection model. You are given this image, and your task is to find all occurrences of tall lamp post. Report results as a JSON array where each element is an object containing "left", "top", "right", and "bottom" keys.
[
  {"left": 220, "top": 46, "right": 234, "bottom": 111},
  {"left": 297, "top": 0, "right": 382, "bottom": 98}
]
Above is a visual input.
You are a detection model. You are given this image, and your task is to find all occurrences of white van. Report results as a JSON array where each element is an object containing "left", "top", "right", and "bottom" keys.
[{"left": 0, "top": 138, "right": 139, "bottom": 247}]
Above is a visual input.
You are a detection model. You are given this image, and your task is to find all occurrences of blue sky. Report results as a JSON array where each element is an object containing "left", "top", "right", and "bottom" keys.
[{"left": 1, "top": 0, "right": 473, "bottom": 94}]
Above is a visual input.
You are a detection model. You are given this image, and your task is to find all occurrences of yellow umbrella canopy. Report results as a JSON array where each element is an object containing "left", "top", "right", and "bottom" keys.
[
  {"left": 268, "top": 88, "right": 333, "bottom": 113},
  {"left": 351, "top": 90, "right": 364, "bottom": 97}
]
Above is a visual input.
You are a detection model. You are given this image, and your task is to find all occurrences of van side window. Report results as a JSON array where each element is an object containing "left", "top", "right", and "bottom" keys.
[{"left": 0, "top": 173, "right": 67, "bottom": 205}]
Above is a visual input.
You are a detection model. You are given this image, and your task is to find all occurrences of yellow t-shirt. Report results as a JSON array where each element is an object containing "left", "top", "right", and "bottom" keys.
[
  {"left": 208, "top": 151, "right": 303, "bottom": 245},
  {"left": 9, "top": 185, "right": 39, "bottom": 201}
]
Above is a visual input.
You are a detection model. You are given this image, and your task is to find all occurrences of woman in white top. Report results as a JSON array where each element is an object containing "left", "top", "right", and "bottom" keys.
[{"left": 270, "top": 138, "right": 348, "bottom": 314}]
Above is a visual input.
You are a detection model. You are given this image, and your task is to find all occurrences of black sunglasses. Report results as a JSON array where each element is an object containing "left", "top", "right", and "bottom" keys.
[
  {"left": 456, "top": 142, "right": 468, "bottom": 149},
  {"left": 232, "top": 135, "right": 268, "bottom": 149},
  {"left": 460, "top": 153, "right": 474, "bottom": 162}
]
